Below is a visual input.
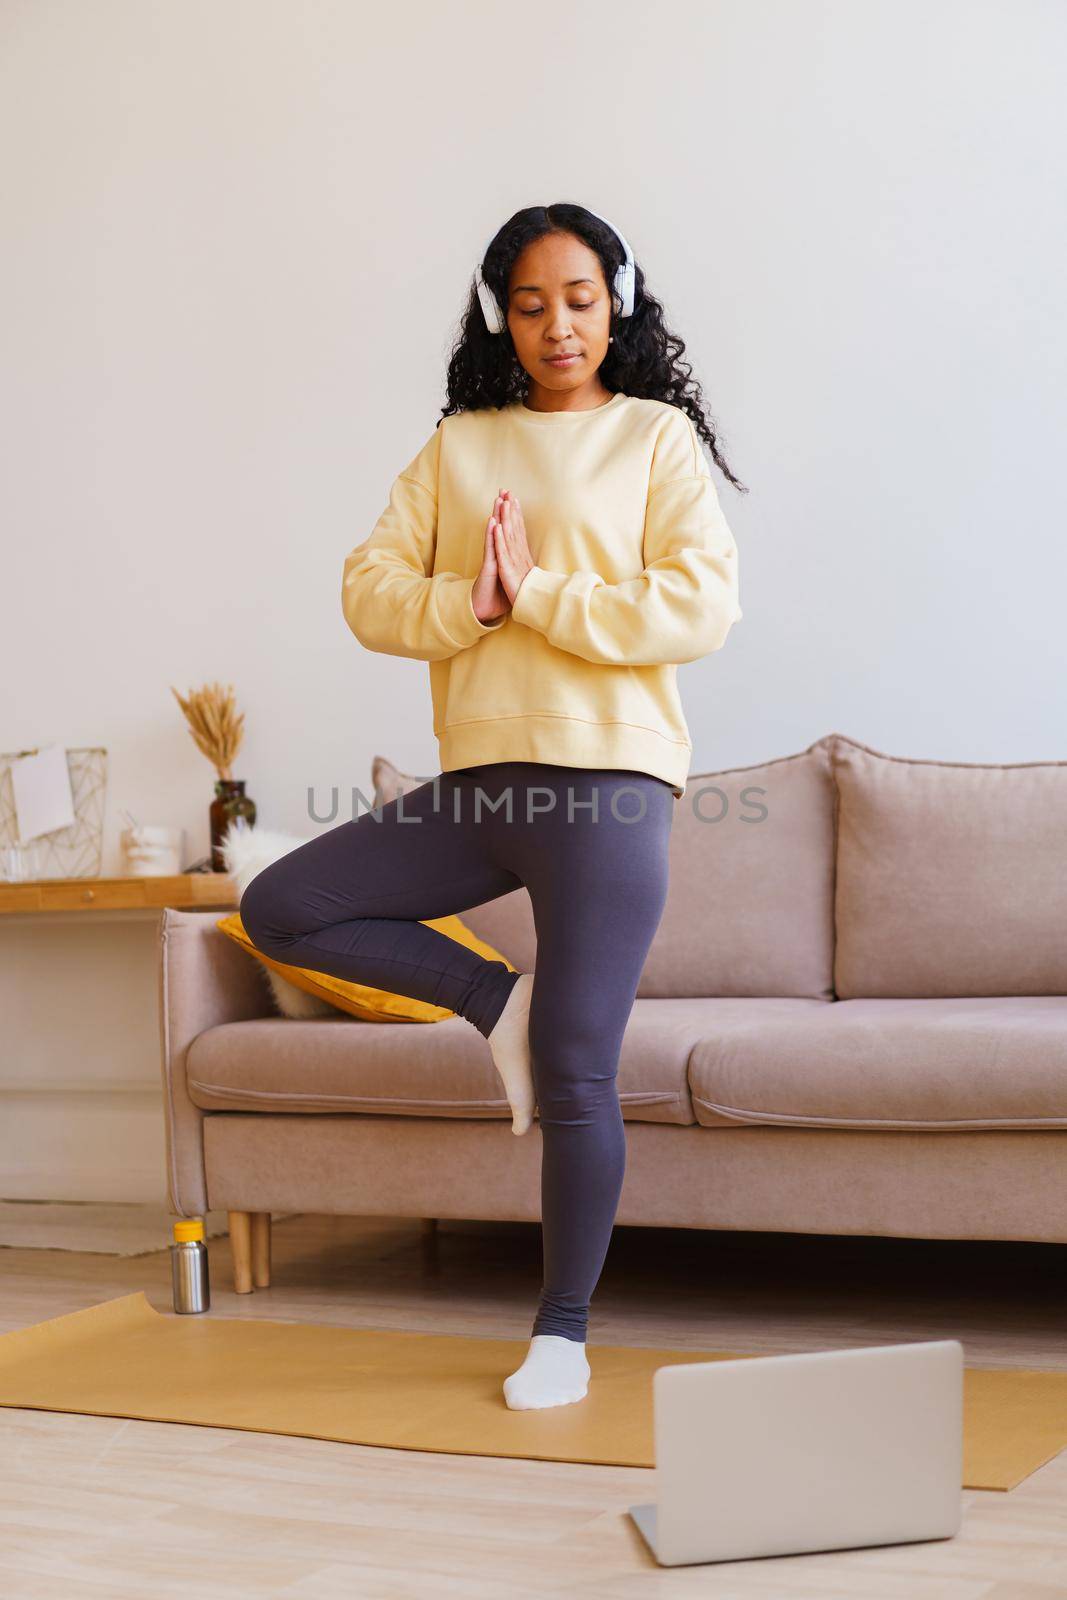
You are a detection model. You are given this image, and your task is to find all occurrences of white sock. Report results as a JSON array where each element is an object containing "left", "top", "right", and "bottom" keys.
[
  {"left": 487, "top": 972, "right": 535, "bottom": 1136},
  {"left": 503, "top": 1334, "right": 591, "bottom": 1410}
]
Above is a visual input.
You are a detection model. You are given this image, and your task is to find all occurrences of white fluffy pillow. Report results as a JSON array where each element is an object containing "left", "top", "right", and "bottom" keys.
[{"left": 220, "top": 821, "right": 336, "bottom": 1019}]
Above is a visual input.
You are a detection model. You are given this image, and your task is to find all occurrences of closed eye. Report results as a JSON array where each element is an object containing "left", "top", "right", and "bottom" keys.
[{"left": 519, "top": 304, "right": 595, "bottom": 316}]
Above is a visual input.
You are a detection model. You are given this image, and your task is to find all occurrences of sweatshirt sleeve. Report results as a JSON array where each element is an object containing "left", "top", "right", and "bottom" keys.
[
  {"left": 342, "top": 424, "right": 506, "bottom": 662},
  {"left": 509, "top": 408, "right": 742, "bottom": 667}
]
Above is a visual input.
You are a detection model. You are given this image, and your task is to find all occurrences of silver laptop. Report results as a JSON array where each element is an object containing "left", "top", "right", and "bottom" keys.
[{"left": 629, "top": 1338, "right": 963, "bottom": 1567}]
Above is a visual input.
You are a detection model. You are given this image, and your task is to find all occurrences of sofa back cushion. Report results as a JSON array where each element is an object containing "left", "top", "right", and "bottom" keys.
[
  {"left": 638, "top": 738, "right": 837, "bottom": 998},
  {"left": 831, "top": 734, "right": 1067, "bottom": 997}
]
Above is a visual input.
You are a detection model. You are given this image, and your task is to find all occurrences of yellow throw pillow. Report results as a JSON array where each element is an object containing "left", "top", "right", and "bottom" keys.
[{"left": 216, "top": 911, "right": 516, "bottom": 1023}]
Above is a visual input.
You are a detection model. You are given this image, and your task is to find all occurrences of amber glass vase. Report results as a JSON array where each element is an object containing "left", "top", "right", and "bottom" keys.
[{"left": 209, "top": 778, "right": 256, "bottom": 872}]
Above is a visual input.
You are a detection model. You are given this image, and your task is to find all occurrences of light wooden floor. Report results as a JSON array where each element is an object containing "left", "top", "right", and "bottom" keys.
[{"left": 1, "top": 1212, "right": 1065, "bottom": 1598}]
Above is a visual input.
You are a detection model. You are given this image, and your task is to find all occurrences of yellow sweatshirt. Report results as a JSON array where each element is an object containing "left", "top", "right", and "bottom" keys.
[{"left": 342, "top": 390, "right": 742, "bottom": 799}]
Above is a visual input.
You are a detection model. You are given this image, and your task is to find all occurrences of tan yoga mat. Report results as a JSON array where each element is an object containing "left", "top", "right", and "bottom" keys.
[{"left": 1, "top": 1292, "right": 1064, "bottom": 1491}]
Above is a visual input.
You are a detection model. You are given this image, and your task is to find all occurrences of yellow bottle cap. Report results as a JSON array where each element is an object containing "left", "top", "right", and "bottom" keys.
[{"left": 173, "top": 1218, "right": 205, "bottom": 1243}]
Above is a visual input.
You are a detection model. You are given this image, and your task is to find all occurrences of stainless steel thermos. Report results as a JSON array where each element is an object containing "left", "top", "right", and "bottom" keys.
[{"left": 171, "top": 1218, "right": 210, "bottom": 1313}]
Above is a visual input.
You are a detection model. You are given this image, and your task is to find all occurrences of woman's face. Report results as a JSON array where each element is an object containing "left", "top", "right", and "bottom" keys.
[{"left": 505, "top": 231, "right": 613, "bottom": 402}]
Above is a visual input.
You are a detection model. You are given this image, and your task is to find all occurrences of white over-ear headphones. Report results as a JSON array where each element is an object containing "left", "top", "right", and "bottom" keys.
[{"left": 474, "top": 207, "right": 637, "bottom": 335}]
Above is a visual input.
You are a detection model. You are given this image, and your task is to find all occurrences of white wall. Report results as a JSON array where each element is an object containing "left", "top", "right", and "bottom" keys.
[{"left": 2, "top": 0, "right": 1065, "bottom": 1200}]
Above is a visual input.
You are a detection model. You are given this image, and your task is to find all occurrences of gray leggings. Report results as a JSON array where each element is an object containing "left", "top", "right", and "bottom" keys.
[{"left": 239, "top": 761, "right": 674, "bottom": 1343}]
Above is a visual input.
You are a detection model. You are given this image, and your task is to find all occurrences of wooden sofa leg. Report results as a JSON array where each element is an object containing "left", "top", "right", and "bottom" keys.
[
  {"left": 251, "top": 1212, "right": 272, "bottom": 1289},
  {"left": 229, "top": 1210, "right": 253, "bottom": 1293}
]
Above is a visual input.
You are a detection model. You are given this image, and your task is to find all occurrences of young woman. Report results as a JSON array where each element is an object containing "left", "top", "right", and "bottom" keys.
[{"left": 240, "top": 202, "right": 746, "bottom": 1411}]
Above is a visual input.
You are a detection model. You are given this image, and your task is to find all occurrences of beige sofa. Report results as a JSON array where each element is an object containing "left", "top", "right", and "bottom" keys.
[{"left": 157, "top": 732, "right": 1067, "bottom": 1293}]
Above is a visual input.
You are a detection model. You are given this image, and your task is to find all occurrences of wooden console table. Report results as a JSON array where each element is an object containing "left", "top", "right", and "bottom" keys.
[{"left": 0, "top": 873, "right": 238, "bottom": 916}]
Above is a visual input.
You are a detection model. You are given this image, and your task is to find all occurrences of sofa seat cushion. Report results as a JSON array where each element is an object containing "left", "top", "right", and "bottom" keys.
[
  {"left": 185, "top": 998, "right": 722, "bottom": 1125},
  {"left": 688, "top": 996, "right": 1067, "bottom": 1131}
]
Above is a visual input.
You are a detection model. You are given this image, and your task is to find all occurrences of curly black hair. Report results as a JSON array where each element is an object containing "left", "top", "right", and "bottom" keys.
[{"left": 440, "top": 202, "right": 747, "bottom": 494}]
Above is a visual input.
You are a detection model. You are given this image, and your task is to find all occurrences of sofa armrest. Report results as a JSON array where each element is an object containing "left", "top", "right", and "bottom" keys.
[{"left": 158, "top": 906, "right": 274, "bottom": 1216}]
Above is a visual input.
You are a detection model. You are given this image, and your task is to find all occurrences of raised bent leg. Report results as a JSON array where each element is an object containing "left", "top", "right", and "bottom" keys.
[{"left": 238, "top": 775, "right": 523, "bottom": 1037}]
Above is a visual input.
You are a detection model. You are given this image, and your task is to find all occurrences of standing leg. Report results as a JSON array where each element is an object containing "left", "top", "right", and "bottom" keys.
[{"left": 495, "top": 767, "right": 675, "bottom": 1409}]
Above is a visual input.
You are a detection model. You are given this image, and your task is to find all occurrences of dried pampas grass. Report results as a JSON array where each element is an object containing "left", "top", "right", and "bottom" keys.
[{"left": 171, "top": 681, "right": 246, "bottom": 780}]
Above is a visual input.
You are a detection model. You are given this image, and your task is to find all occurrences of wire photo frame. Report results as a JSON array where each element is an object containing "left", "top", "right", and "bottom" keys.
[{"left": 0, "top": 747, "right": 108, "bottom": 880}]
